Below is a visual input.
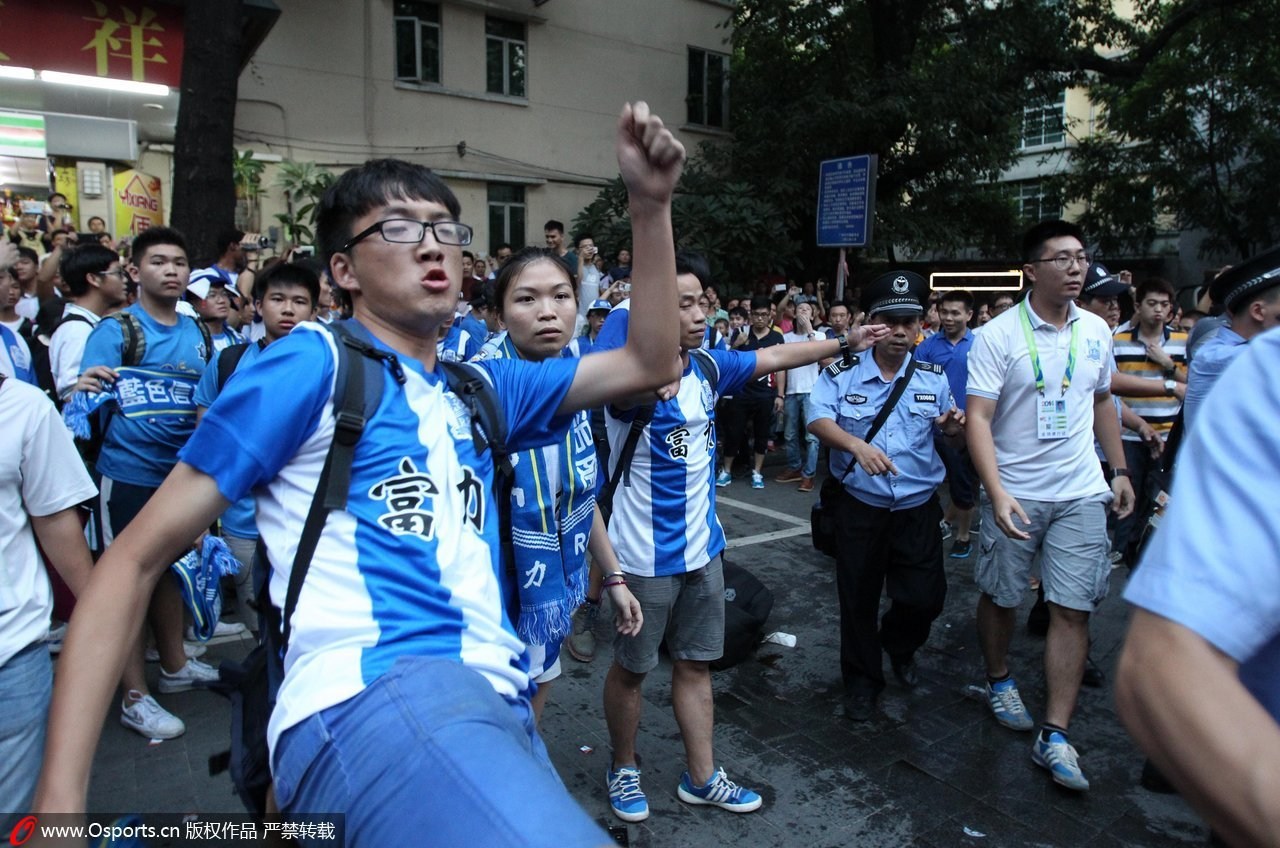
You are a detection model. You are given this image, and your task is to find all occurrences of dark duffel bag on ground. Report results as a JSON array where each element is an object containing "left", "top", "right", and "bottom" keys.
[{"left": 712, "top": 559, "right": 774, "bottom": 671}]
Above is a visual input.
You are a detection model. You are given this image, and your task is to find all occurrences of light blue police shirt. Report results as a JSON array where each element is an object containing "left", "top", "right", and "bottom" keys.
[
  {"left": 1125, "top": 326, "right": 1280, "bottom": 721},
  {"left": 808, "top": 351, "right": 953, "bottom": 511}
]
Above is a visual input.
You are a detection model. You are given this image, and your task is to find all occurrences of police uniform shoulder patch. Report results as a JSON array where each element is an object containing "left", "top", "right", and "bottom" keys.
[
  {"left": 823, "top": 355, "right": 859, "bottom": 379},
  {"left": 914, "top": 359, "right": 944, "bottom": 375}
]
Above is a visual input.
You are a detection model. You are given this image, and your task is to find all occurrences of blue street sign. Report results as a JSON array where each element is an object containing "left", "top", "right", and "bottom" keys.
[{"left": 816, "top": 155, "right": 877, "bottom": 248}]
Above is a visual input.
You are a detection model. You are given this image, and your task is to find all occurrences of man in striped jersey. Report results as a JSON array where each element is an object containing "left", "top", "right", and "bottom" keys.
[
  {"left": 1110, "top": 276, "right": 1186, "bottom": 565},
  {"left": 594, "top": 251, "right": 888, "bottom": 823}
]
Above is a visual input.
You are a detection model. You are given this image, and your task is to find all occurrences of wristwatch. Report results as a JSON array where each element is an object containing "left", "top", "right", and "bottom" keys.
[
  {"left": 838, "top": 335, "right": 852, "bottom": 364},
  {"left": 1109, "top": 467, "right": 1132, "bottom": 481},
  {"left": 1163, "top": 378, "right": 1177, "bottom": 394}
]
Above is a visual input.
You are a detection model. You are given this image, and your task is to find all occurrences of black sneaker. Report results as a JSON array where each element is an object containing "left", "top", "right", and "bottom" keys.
[
  {"left": 890, "top": 655, "right": 919, "bottom": 689},
  {"left": 949, "top": 538, "right": 973, "bottom": 559}
]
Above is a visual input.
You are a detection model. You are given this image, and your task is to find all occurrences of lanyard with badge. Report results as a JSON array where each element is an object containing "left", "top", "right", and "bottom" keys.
[{"left": 1020, "top": 300, "right": 1078, "bottom": 440}]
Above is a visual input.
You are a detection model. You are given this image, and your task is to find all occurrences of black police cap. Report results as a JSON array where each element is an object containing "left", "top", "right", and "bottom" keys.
[
  {"left": 1210, "top": 244, "right": 1280, "bottom": 313},
  {"left": 864, "top": 270, "right": 928, "bottom": 318}
]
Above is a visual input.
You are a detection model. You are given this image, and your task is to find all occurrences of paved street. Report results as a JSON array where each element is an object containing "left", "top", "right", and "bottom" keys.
[{"left": 81, "top": 464, "right": 1210, "bottom": 847}]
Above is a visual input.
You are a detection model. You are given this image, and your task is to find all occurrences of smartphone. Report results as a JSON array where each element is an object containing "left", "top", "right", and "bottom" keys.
[
  {"left": 773, "top": 283, "right": 786, "bottom": 293},
  {"left": 293, "top": 245, "right": 315, "bottom": 257}
]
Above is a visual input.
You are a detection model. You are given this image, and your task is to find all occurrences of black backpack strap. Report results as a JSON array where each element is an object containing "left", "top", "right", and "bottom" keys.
[
  {"left": 835, "top": 357, "right": 918, "bottom": 483},
  {"left": 192, "top": 316, "right": 214, "bottom": 363},
  {"left": 439, "top": 361, "right": 516, "bottom": 613},
  {"left": 279, "top": 322, "right": 391, "bottom": 651},
  {"left": 113, "top": 312, "right": 145, "bottom": 366},
  {"left": 598, "top": 403, "right": 655, "bottom": 522},
  {"left": 216, "top": 343, "right": 252, "bottom": 393}
]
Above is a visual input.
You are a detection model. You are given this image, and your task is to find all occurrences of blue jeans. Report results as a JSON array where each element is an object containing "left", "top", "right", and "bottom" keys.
[
  {"left": 783, "top": 393, "right": 819, "bottom": 478},
  {"left": 0, "top": 641, "right": 52, "bottom": 821},
  {"left": 272, "top": 656, "right": 608, "bottom": 847}
]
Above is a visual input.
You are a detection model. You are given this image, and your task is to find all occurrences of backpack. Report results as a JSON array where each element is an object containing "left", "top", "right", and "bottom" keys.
[
  {"left": 18, "top": 316, "right": 59, "bottom": 405},
  {"left": 711, "top": 558, "right": 774, "bottom": 671},
  {"left": 207, "top": 321, "right": 510, "bottom": 817},
  {"left": 598, "top": 348, "right": 718, "bottom": 523}
]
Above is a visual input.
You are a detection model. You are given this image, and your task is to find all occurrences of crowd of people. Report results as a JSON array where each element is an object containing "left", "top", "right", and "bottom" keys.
[{"left": 1, "top": 100, "right": 1276, "bottom": 847}]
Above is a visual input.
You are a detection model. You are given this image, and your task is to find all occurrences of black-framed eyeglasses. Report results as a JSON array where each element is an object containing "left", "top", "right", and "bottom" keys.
[
  {"left": 340, "top": 218, "right": 473, "bottom": 252},
  {"left": 1030, "top": 252, "right": 1091, "bottom": 271},
  {"left": 95, "top": 268, "right": 130, "bottom": 280}
]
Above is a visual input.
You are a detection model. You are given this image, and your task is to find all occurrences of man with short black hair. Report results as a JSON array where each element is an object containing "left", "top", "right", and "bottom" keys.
[
  {"left": 915, "top": 289, "right": 978, "bottom": 557},
  {"left": 49, "top": 244, "right": 128, "bottom": 403},
  {"left": 717, "top": 295, "right": 784, "bottom": 489},
  {"left": 966, "top": 220, "right": 1134, "bottom": 792},
  {"left": 544, "top": 219, "right": 576, "bottom": 279},
  {"left": 73, "top": 226, "right": 222, "bottom": 739},
  {"left": 1110, "top": 276, "right": 1186, "bottom": 564}
]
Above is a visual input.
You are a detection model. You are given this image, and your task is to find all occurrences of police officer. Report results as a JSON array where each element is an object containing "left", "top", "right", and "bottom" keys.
[{"left": 807, "top": 270, "right": 964, "bottom": 721}]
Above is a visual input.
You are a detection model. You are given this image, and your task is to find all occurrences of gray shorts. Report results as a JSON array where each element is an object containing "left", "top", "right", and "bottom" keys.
[
  {"left": 975, "top": 497, "right": 1110, "bottom": 612},
  {"left": 613, "top": 557, "right": 725, "bottom": 674}
]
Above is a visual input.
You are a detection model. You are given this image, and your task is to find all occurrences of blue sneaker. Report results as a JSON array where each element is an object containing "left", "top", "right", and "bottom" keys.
[
  {"left": 985, "top": 677, "right": 1035, "bottom": 731},
  {"left": 1032, "top": 730, "right": 1090, "bottom": 791},
  {"left": 751, "top": 472, "right": 764, "bottom": 489},
  {"left": 949, "top": 538, "right": 973, "bottom": 559},
  {"left": 677, "top": 767, "right": 762, "bottom": 813},
  {"left": 715, "top": 470, "right": 732, "bottom": 488},
  {"left": 607, "top": 763, "right": 649, "bottom": 822}
]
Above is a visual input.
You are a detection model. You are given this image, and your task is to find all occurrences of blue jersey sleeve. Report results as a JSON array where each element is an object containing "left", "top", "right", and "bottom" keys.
[
  {"left": 706, "top": 348, "right": 758, "bottom": 398},
  {"left": 592, "top": 303, "right": 630, "bottom": 354},
  {"left": 179, "top": 329, "right": 334, "bottom": 504},
  {"left": 194, "top": 355, "right": 220, "bottom": 408},
  {"left": 80, "top": 316, "right": 125, "bottom": 371},
  {"left": 471, "top": 356, "right": 580, "bottom": 452}
]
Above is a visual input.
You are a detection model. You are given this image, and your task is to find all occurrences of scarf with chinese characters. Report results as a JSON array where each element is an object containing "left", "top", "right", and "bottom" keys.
[{"left": 492, "top": 333, "right": 597, "bottom": 647}]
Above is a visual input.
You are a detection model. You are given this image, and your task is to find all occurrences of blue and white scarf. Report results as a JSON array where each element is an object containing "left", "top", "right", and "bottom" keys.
[
  {"left": 63, "top": 365, "right": 202, "bottom": 438},
  {"left": 170, "top": 535, "right": 243, "bottom": 641},
  {"left": 493, "top": 334, "right": 599, "bottom": 646}
]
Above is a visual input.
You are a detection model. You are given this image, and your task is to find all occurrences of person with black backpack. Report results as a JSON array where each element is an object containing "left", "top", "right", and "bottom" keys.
[
  {"left": 68, "top": 226, "right": 220, "bottom": 741},
  {"left": 35, "top": 102, "right": 686, "bottom": 848},
  {"left": 48, "top": 244, "right": 129, "bottom": 406},
  {"left": 194, "top": 262, "right": 320, "bottom": 635},
  {"left": 593, "top": 251, "right": 889, "bottom": 825}
]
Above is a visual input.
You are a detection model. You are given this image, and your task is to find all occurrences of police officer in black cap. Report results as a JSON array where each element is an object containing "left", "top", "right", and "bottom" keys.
[
  {"left": 1183, "top": 244, "right": 1280, "bottom": 433},
  {"left": 807, "top": 270, "right": 966, "bottom": 721}
]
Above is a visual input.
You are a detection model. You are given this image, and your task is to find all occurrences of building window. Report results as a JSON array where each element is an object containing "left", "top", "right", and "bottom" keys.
[
  {"left": 1020, "top": 90, "right": 1065, "bottom": 148},
  {"left": 488, "top": 184, "right": 526, "bottom": 253},
  {"left": 485, "top": 17, "right": 526, "bottom": 98},
  {"left": 394, "top": 1, "right": 441, "bottom": 84},
  {"left": 687, "top": 48, "right": 729, "bottom": 129},
  {"left": 1011, "top": 179, "right": 1062, "bottom": 225}
]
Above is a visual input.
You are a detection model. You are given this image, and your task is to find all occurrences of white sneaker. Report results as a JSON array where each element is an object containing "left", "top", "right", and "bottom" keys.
[
  {"left": 186, "top": 620, "right": 247, "bottom": 642},
  {"left": 158, "top": 658, "right": 220, "bottom": 693},
  {"left": 120, "top": 692, "right": 185, "bottom": 739},
  {"left": 145, "top": 642, "right": 208, "bottom": 663}
]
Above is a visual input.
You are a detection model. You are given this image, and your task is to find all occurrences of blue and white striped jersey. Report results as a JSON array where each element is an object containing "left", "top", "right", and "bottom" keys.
[
  {"left": 180, "top": 322, "right": 578, "bottom": 756},
  {"left": 594, "top": 306, "right": 756, "bottom": 576}
]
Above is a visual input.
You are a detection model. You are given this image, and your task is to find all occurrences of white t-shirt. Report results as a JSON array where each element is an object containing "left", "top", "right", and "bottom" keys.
[
  {"left": 966, "top": 298, "right": 1113, "bottom": 501},
  {"left": 0, "top": 379, "right": 98, "bottom": 667},
  {"left": 781, "top": 330, "right": 823, "bottom": 395},
  {"left": 49, "top": 303, "right": 101, "bottom": 401}
]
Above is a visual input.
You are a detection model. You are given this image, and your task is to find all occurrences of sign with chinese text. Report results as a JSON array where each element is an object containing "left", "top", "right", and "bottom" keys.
[
  {"left": 0, "top": 1, "right": 184, "bottom": 87},
  {"left": 0, "top": 112, "right": 47, "bottom": 159},
  {"left": 113, "top": 169, "right": 163, "bottom": 236},
  {"left": 816, "top": 155, "right": 878, "bottom": 248}
]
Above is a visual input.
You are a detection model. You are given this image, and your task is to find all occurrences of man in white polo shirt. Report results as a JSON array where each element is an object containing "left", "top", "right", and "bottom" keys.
[{"left": 965, "top": 220, "right": 1134, "bottom": 793}]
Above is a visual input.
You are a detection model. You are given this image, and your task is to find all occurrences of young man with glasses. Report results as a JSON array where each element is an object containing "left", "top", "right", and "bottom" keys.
[
  {"left": 35, "top": 102, "right": 687, "bottom": 846},
  {"left": 49, "top": 244, "right": 129, "bottom": 405},
  {"left": 965, "top": 220, "right": 1135, "bottom": 793}
]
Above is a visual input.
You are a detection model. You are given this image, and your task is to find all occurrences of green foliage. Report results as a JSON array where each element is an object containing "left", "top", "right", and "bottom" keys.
[
  {"left": 1057, "top": 0, "right": 1280, "bottom": 259},
  {"left": 274, "top": 160, "right": 335, "bottom": 246},
  {"left": 573, "top": 150, "right": 800, "bottom": 293},
  {"left": 232, "top": 150, "right": 265, "bottom": 201}
]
